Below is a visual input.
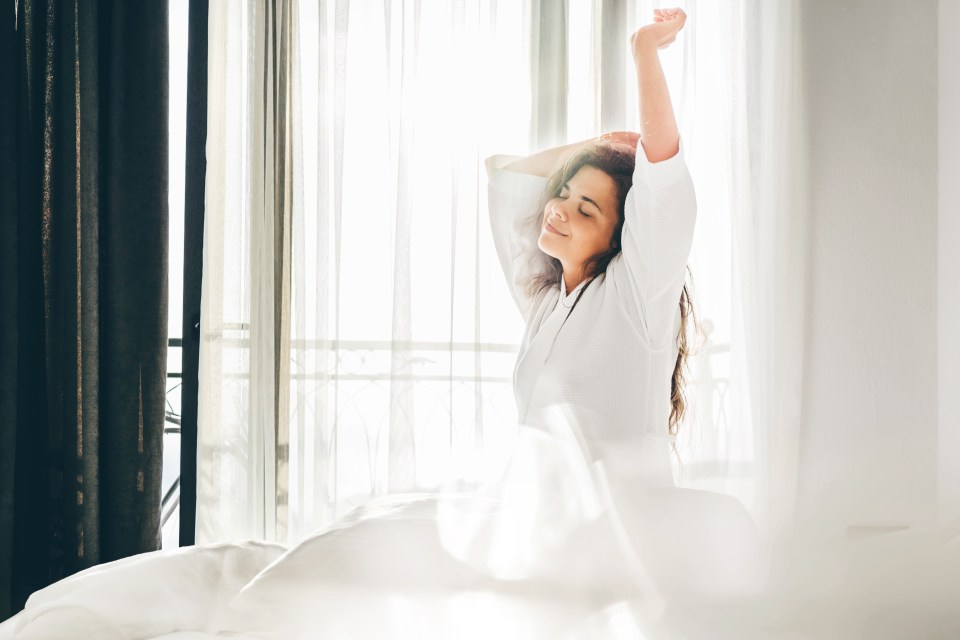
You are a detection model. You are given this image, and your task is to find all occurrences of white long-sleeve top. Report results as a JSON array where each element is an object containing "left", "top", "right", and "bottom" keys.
[{"left": 485, "top": 138, "right": 697, "bottom": 487}]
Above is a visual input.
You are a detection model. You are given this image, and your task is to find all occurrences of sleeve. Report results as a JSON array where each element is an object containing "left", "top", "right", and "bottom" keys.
[
  {"left": 607, "top": 136, "right": 697, "bottom": 349},
  {"left": 484, "top": 154, "right": 552, "bottom": 319}
]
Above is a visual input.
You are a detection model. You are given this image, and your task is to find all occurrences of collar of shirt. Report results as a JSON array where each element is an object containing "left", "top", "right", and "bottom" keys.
[{"left": 558, "top": 274, "right": 590, "bottom": 309}]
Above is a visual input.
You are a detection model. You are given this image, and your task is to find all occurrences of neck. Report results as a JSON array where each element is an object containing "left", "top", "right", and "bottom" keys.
[{"left": 562, "top": 267, "right": 587, "bottom": 296}]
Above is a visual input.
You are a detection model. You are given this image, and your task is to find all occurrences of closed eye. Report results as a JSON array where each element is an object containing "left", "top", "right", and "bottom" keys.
[{"left": 559, "top": 187, "right": 598, "bottom": 218}]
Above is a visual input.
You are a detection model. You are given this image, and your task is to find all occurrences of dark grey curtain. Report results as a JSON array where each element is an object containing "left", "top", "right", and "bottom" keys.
[
  {"left": 179, "top": 0, "right": 209, "bottom": 548},
  {"left": 0, "top": 0, "right": 169, "bottom": 620}
]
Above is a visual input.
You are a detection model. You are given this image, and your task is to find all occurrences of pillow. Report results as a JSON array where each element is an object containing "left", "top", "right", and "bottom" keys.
[
  {"left": 215, "top": 494, "right": 496, "bottom": 633},
  {"left": 14, "top": 540, "right": 285, "bottom": 640},
  {"left": 216, "top": 486, "right": 661, "bottom": 638}
]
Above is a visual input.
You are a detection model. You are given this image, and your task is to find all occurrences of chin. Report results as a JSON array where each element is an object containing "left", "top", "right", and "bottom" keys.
[{"left": 537, "top": 236, "right": 558, "bottom": 259}]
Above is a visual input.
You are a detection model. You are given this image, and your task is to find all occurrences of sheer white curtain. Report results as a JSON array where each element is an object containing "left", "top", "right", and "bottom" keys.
[
  {"left": 733, "top": 0, "right": 809, "bottom": 539},
  {"left": 196, "top": 0, "right": 808, "bottom": 546},
  {"left": 199, "top": 0, "right": 535, "bottom": 544},
  {"left": 669, "top": 0, "right": 809, "bottom": 541}
]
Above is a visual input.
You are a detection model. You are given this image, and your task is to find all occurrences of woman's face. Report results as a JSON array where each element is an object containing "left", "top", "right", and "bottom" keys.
[{"left": 538, "top": 165, "right": 620, "bottom": 276}]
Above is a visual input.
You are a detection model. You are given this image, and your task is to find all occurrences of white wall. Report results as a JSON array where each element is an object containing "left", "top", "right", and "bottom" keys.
[
  {"left": 939, "top": 0, "right": 960, "bottom": 522},
  {"left": 794, "top": 0, "right": 939, "bottom": 540}
]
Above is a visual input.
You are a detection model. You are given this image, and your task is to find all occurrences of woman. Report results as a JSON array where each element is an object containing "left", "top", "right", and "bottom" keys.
[
  {"left": 486, "top": 8, "right": 698, "bottom": 488},
  {"left": 4, "top": 11, "right": 746, "bottom": 640}
]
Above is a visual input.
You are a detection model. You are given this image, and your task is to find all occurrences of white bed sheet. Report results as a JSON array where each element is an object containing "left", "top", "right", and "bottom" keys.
[
  {"left": 3, "top": 501, "right": 959, "bottom": 639},
  {"left": 3, "top": 420, "right": 958, "bottom": 639}
]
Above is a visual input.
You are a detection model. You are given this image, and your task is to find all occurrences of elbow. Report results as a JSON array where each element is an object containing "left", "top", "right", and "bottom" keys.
[{"left": 639, "top": 137, "right": 681, "bottom": 165}]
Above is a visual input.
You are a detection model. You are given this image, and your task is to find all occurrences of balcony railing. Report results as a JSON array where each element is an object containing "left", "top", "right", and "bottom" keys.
[{"left": 163, "top": 328, "right": 736, "bottom": 547}]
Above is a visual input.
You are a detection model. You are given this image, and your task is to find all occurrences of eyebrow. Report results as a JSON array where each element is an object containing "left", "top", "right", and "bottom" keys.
[{"left": 562, "top": 182, "right": 604, "bottom": 216}]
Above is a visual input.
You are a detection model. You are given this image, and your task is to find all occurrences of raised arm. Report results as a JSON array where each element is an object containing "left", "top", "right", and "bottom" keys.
[
  {"left": 630, "top": 8, "right": 686, "bottom": 164},
  {"left": 505, "top": 8, "right": 686, "bottom": 178},
  {"left": 501, "top": 137, "right": 593, "bottom": 178},
  {"left": 607, "top": 8, "right": 696, "bottom": 348},
  {"left": 501, "top": 131, "right": 643, "bottom": 178}
]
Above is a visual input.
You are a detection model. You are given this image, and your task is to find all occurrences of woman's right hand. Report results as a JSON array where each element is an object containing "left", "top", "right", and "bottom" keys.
[{"left": 630, "top": 7, "right": 687, "bottom": 54}]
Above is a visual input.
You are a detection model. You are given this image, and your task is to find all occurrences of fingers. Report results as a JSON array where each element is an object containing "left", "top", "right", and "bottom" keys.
[
  {"left": 651, "top": 7, "right": 686, "bottom": 37},
  {"left": 653, "top": 7, "right": 685, "bottom": 21},
  {"left": 598, "top": 131, "right": 641, "bottom": 148}
]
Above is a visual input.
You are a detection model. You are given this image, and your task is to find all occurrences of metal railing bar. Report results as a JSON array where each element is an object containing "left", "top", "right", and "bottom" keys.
[
  {"left": 215, "top": 373, "right": 513, "bottom": 383},
  {"left": 202, "top": 337, "right": 523, "bottom": 353},
  {"left": 161, "top": 493, "right": 181, "bottom": 528},
  {"left": 161, "top": 477, "right": 181, "bottom": 509}
]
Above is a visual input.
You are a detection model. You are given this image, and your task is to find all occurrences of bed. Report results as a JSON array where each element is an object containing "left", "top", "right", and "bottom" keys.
[{"left": 3, "top": 427, "right": 958, "bottom": 639}]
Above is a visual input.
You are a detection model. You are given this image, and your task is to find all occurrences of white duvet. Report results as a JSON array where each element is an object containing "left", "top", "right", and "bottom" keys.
[{"left": 3, "top": 416, "right": 958, "bottom": 639}]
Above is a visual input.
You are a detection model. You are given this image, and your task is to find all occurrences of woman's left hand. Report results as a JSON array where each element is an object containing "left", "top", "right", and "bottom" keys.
[
  {"left": 598, "top": 131, "right": 640, "bottom": 148},
  {"left": 630, "top": 8, "right": 687, "bottom": 54}
]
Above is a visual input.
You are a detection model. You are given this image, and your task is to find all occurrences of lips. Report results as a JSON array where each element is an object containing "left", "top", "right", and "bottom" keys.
[{"left": 545, "top": 222, "right": 566, "bottom": 236}]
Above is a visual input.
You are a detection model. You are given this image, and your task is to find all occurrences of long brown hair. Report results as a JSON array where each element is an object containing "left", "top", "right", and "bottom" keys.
[{"left": 519, "top": 139, "right": 702, "bottom": 437}]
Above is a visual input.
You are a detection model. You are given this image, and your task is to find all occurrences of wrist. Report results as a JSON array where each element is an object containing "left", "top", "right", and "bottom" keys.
[{"left": 630, "top": 34, "right": 659, "bottom": 60}]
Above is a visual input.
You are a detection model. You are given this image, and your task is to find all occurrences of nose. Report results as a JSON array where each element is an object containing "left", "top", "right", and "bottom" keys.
[{"left": 551, "top": 201, "right": 567, "bottom": 221}]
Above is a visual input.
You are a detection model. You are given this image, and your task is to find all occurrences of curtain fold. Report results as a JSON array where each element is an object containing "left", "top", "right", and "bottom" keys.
[
  {"left": 0, "top": 0, "right": 169, "bottom": 620},
  {"left": 529, "top": 0, "right": 567, "bottom": 149},
  {"left": 734, "top": 0, "right": 808, "bottom": 538},
  {"left": 197, "top": 0, "right": 809, "bottom": 548}
]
